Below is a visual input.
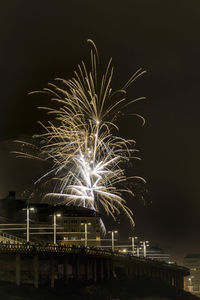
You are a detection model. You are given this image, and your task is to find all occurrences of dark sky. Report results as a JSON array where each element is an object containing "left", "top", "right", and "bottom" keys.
[{"left": 1, "top": 0, "right": 200, "bottom": 262}]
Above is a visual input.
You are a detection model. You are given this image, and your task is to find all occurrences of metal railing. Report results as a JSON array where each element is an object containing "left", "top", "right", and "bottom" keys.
[
  {"left": 0, "top": 243, "right": 189, "bottom": 272},
  {"left": 0, "top": 232, "right": 26, "bottom": 244}
]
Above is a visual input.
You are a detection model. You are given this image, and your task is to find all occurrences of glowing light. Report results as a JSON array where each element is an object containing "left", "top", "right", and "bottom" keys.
[{"left": 14, "top": 40, "right": 146, "bottom": 231}]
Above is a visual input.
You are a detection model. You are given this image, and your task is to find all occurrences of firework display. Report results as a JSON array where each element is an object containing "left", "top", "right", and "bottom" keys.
[{"left": 15, "top": 40, "right": 146, "bottom": 229}]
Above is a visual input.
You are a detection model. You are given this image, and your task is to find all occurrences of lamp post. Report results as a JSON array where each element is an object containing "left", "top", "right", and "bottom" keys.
[
  {"left": 140, "top": 241, "right": 149, "bottom": 258},
  {"left": 136, "top": 247, "right": 140, "bottom": 257},
  {"left": 53, "top": 213, "right": 61, "bottom": 245},
  {"left": 26, "top": 206, "right": 34, "bottom": 243},
  {"left": 81, "top": 222, "right": 91, "bottom": 247},
  {"left": 108, "top": 230, "right": 118, "bottom": 251},
  {"left": 84, "top": 222, "right": 91, "bottom": 247},
  {"left": 129, "top": 236, "right": 138, "bottom": 255}
]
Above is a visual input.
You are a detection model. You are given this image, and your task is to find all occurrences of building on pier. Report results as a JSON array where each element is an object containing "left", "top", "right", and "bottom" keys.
[
  {"left": 33, "top": 203, "right": 101, "bottom": 246},
  {"left": 0, "top": 192, "right": 101, "bottom": 246}
]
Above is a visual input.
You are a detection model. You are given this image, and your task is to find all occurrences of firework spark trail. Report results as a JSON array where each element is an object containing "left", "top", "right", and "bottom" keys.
[{"left": 14, "top": 40, "right": 146, "bottom": 230}]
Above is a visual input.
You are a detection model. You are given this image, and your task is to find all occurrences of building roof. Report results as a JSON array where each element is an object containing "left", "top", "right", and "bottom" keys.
[{"left": 31, "top": 203, "right": 101, "bottom": 217}]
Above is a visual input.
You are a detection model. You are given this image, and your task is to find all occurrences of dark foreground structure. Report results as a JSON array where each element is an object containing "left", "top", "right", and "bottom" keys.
[
  {"left": 0, "top": 244, "right": 198, "bottom": 300},
  {"left": 0, "top": 244, "right": 188, "bottom": 288}
]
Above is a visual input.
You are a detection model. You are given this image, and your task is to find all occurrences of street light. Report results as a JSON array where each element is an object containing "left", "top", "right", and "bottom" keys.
[
  {"left": 136, "top": 247, "right": 140, "bottom": 257},
  {"left": 81, "top": 222, "right": 91, "bottom": 247},
  {"left": 53, "top": 213, "right": 61, "bottom": 245},
  {"left": 140, "top": 240, "right": 149, "bottom": 258},
  {"left": 108, "top": 230, "right": 118, "bottom": 251},
  {"left": 129, "top": 236, "right": 138, "bottom": 255},
  {"left": 24, "top": 206, "right": 35, "bottom": 243}
]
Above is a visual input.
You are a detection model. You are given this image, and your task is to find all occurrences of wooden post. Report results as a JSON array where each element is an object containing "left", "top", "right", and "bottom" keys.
[
  {"left": 15, "top": 254, "right": 21, "bottom": 286},
  {"left": 179, "top": 274, "right": 184, "bottom": 289},
  {"left": 65, "top": 258, "right": 69, "bottom": 284},
  {"left": 129, "top": 265, "right": 133, "bottom": 277},
  {"left": 86, "top": 260, "right": 90, "bottom": 281},
  {"left": 125, "top": 264, "right": 129, "bottom": 276},
  {"left": 100, "top": 260, "right": 104, "bottom": 281},
  {"left": 106, "top": 260, "right": 110, "bottom": 279},
  {"left": 50, "top": 257, "right": 55, "bottom": 288},
  {"left": 76, "top": 258, "right": 80, "bottom": 280},
  {"left": 93, "top": 259, "right": 97, "bottom": 282},
  {"left": 33, "top": 255, "right": 39, "bottom": 288}
]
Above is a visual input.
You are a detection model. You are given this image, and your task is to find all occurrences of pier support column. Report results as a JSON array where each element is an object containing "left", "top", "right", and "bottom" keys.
[
  {"left": 93, "top": 259, "right": 97, "bottom": 282},
  {"left": 86, "top": 260, "right": 90, "bottom": 281},
  {"left": 125, "top": 265, "right": 129, "bottom": 276},
  {"left": 106, "top": 260, "right": 110, "bottom": 279},
  {"left": 15, "top": 254, "right": 21, "bottom": 286},
  {"left": 33, "top": 255, "right": 39, "bottom": 288},
  {"left": 179, "top": 274, "right": 184, "bottom": 289},
  {"left": 174, "top": 273, "right": 178, "bottom": 288},
  {"left": 50, "top": 257, "right": 55, "bottom": 288},
  {"left": 75, "top": 258, "right": 80, "bottom": 280},
  {"left": 129, "top": 265, "right": 133, "bottom": 277},
  {"left": 100, "top": 260, "right": 104, "bottom": 281},
  {"left": 65, "top": 258, "right": 69, "bottom": 284}
]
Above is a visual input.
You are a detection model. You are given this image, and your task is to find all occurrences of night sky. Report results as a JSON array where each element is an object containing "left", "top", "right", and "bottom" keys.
[{"left": 1, "top": 0, "right": 200, "bottom": 263}]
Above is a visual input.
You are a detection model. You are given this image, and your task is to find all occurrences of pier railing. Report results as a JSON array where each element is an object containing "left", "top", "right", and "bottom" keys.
[{"left": 0, "top": 243, "right": 188, "bottom": 273}]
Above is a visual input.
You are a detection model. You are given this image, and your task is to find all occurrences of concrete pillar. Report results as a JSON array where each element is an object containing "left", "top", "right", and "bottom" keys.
[
  {"left": 156, "top": 268, "right": 159, "bottom": 278},
  {"left": 50, "top": 257, "right": 55, "bottom": 288},
  {"left": 159, "top": 270, "right": 163, "bottom": 281},
  {"left": 93, "top": 259, "right": 97, "bottom": 282},
  {"left": 15, "top": 254, "right": 21, "bottom": 286},
  {"left": 125, "top": 265, "right": 129, "bottom": 276},
  {"left": 128, "top": 265, "right": 131, "bottom": 276},
  {"left": 106, "top": 260, "right": 110, "bottom": 279},
  {"left": 100, "top": 260, "right": 104, "bottom": 281},
  {"left": 138, "top": 265, "right": 141, "bottom": 277},
  {"left": 86, "top": 261, "right": 90, "bottom": 281},
  {"left": 33, "top": 255, "right": 39, "bottom": 288},
  {"left": 168, "top": 272, "right": 172, "bottom": 286},
  {"left": 111, "top": 261, "right": 115, "bottom": 278},
  {"left": 76, "top": 258, "right": 80, "bottom": 279},
  {"left": 129, "top": 265, "right": 133, "bottom": 277},
  {"left": 134, "top": 266, "right": 138, "bottom": 276},
  {"left": 174, "top": 273, "right": 177, "bottom": 288},
  {"left": 165, "top": 271, "right": 170, "bottom": 284},
  {"left": 175, "top": 273, "right": 183, "bottom": 289},
  {"left": 64, "top": 258, "right": 69, "bottom": 284},
  {"left": 164, "top": 270, "right": 167, "bottom": 282},
  {"left": 179, "top": 274, "right": 184, "bottom": 289},
  {"left": 171, "top": 274, "right": 175, "bottom": 286}
]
